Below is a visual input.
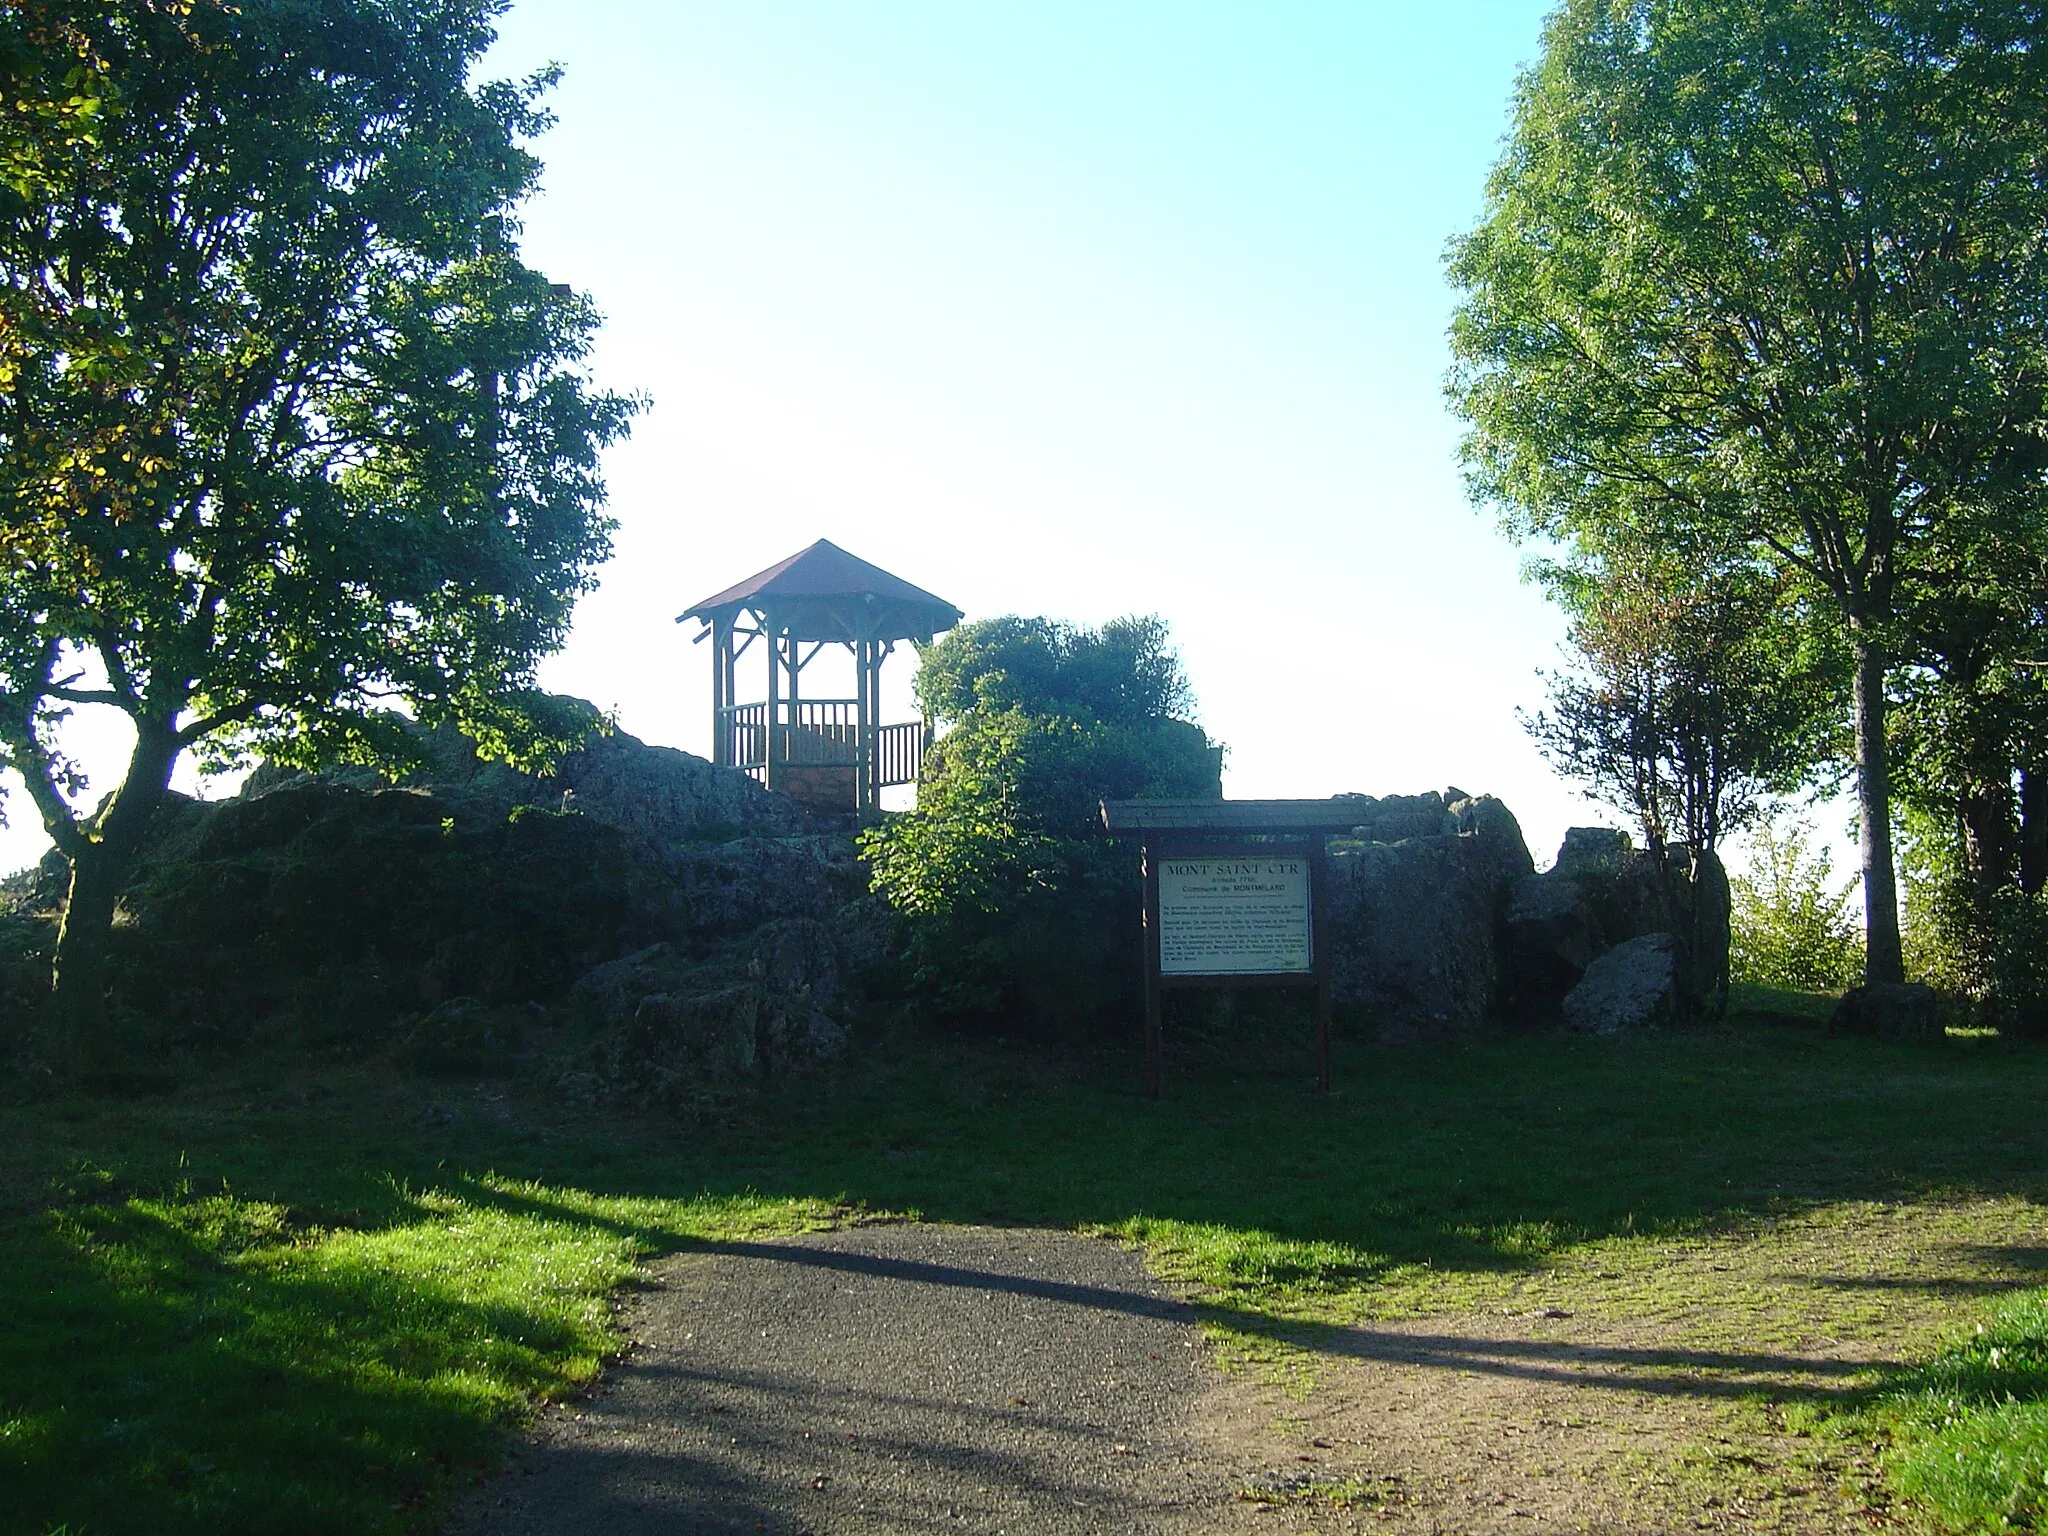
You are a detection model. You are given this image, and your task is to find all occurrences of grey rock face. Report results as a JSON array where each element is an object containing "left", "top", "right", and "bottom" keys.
[
  {"left": 1562, "top": 932, "right": 1677, "bottom": 1034},
  {"left": 109, "top": 707, "right": 875, "bottom": 1107},
  {"left": 564, "top": 920, "right": 855, "bottom": 1110},
  {"left": 1325, "top": 791, "right": 1534, "bottom": 1039},
  {"left": 1830, "top": 981, "right": 1941, "bottom": 1043},
  {"left": 1515, "top": 831, "right": 1731, "bottom": 1023},
  {"left": 1555, "top": 826, "right": 1632, "bottom": 881},
  {"left": 1501, "top": 872, "right": 1607, "bottom": 1018},
  {"left": 551, "top": 728, "right": 808, "bottom": 844}
]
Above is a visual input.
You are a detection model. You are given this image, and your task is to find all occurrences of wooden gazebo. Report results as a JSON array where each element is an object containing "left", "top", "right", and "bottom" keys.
[{"left": 680, "top": 540, "right": 963, "bottom": 814}]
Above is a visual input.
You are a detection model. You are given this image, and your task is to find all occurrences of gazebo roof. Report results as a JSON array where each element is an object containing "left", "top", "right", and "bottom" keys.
[{"left": 680, "top": 539, "right": 963, "bottom": 643}]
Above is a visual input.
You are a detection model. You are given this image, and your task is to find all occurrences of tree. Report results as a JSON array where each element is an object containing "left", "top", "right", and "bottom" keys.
[
  {"left": 1448, "top": 0, "right": 2048, "bottom": 985},
  {"left": 1525, "top": 535, "right": 1842, "bottom": 850},
  {"left": 0, "top": 0, "right": 636, "bottom": 1058},
  {"left": 862, "top": 615, "right": 1220, "bottom": 1028}
]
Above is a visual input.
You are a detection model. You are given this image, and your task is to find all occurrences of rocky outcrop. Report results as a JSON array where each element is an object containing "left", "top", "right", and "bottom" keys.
[
  {"left": 248, "top": 710, "right": 808, "bottom": 846},
  {"left": 1494, "top": 828, "right": 1731, "bottom": 1025},
  {"left": 1562, "top": 933, "right": 1677, "bottom": 1034},
  {"left": 1325, "top": 810, "right": 1733, "bottom": 1037},
  {"left": 1501, "top": 873, "right": 1607, "bottom": 1020},
  {"left": 1325, "top": 790, "right": 1534, "bottom": 1039},
  {"left": 99, "top": 719, "right": 884, "bottom": 1104},
  {"left": 556, "top": 929, "right": 855, "bottom": 1110},
  {"left": 551, "top": 729, "right": 809, "bottom": 845}
]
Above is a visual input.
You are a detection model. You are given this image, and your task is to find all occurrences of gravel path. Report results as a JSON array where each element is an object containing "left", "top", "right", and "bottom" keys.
[{"left": 447, "top": 1223, "right": 1233, "bottom": 1535}]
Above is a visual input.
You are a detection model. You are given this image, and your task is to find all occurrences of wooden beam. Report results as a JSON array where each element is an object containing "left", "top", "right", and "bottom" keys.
[
  {"left": 1311, "top": 838, "right": 1332, "bottom": 1092},
  {"left": 1101, "top": 798, "right": 1366, "bottom": 834},
  {"left": 855, "top": 633, "right": 872, "bottom": 814}
]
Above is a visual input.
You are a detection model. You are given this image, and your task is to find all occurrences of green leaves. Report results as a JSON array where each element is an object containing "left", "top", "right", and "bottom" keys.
[
  {"left": 1729, "top": 820, "right": 1865, "bottom": 991},
  {"left": 0, "top": 0, "right": 637, "bottom": 819},
  {"left": 1447, "top": 0, "right": 2048, "bottom": 977},
  {"left": 862, "top": 615, "right": 1220, "bottom": 1026}
]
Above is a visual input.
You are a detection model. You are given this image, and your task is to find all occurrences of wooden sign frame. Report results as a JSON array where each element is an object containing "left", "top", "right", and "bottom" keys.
[{"left": 1104, "top": 800, "right": 1361, "bottom": 1098}]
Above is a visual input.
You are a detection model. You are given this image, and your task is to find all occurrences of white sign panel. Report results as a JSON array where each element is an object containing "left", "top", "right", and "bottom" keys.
[{"left": 1157, "top": 856, "right": 1312, "bottom": 976}]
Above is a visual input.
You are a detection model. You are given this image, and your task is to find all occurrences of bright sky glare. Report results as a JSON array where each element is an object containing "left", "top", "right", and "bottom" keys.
[{"left": 3, "top": 0, "right": 1685, "bottom": 877}]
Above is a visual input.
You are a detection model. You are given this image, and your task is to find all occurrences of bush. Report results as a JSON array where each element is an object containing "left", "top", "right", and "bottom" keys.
[
  {"left": 862, "top": 616, "right": 1221, "bottom": 1030},
  {"left": 1991, "top": 886, "right": 2048, "bottom": 1040},
  {"left": 1898, "top": 805, "right": 1992, "bottom": 997},
  {"left": 1729, "top": 820, "right": 1864, "bottom": 991}
]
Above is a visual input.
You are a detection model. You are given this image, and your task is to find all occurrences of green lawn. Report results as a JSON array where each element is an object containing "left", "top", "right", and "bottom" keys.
[{"left": 3, "top": 996, "right": 2045, "bottom": 1534}]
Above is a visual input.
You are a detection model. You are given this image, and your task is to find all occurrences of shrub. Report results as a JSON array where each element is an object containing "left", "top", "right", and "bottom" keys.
[
  {"left": 1991, "top": 886, "right": 2048, "bottom": 1040},
  {"left": 862, "top": 616, "right": 1220, "bottom": 1030},
  {"left": 1729, "top": 820, "right": 1864, "bottom": 991},
  {"left": 1898, "top": 804, "right": 1992, "bottom": 997}
]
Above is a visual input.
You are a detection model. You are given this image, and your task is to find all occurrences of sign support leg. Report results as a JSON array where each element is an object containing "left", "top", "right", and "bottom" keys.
[
  {"left": 1143, "top": 838, "right": 1162, "bottom": 1099},
  {"left": 1312, "top": 838, "right": 1332, "bottom": 1092}
]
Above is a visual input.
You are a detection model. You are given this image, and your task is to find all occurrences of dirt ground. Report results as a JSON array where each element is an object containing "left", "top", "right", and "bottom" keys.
[
  {"left": 1190, "top": 1197, "right": 2048, "bottom": 1534},
  {"left": 448, "top": 1200, "right": 2048, "bottom": 1535}
]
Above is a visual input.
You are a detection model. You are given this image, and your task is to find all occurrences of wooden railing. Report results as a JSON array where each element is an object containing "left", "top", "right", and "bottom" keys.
[
  {"left": 722, "top": 701, "right": 767, "bottom": 773},
  {"left": 875, "top": 721, "right": 924, "bottom": 788},
  {"left": 719, "top": 701, "right": 925, "bottom": 791},
  {"left": 783, "top": 699, "right": 860, "bottom": 764}
]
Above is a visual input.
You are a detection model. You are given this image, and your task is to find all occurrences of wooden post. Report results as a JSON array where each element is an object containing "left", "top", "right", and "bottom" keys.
[
  {"left": 870, "top": 640, "right": 888, "bottom": 801},
  {"left": 1142, "top": 837, "right": 1163, "bottom": 1099},
  {"left": 763, "top": 610, "right": 780, "bottom": 792},
  {"left": 710, "top": 617, "right": 729, "bottom": 767},
  {"left": 1311, "top": 836, "right": 1332, "bottom": 1092},
  {"left": 854, "top": 633, "right": 873, "bottom": 814},
  {"left": 725, "top": 630, "right": 738, "bottom": 764}
]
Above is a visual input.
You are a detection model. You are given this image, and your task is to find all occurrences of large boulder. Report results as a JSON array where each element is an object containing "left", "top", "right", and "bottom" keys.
[
  {"left": 1325, "top": 790, "right": 1534, "bottom": 1039},
  {"left": 1830, "top": 981, "right": 1941, "bottom": 1043},
  {"left": 562, "top": 928, "right": 853, "bottom": 1109},
  {"left": 1554, "top": 826, "right": 1632, "bottom": 882},
  {"left": 100, "top": 716, "right": 883, "bottom": 1095},
  {"left": 1562, "top": 933, "right": 1677, "bottom": 1034},
  {"left": 115, "top": 783, "right": 659, "bottom": 1037}
]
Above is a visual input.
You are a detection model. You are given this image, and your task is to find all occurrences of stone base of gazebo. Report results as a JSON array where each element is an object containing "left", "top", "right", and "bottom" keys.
[{"left": 779, "top": 761, "right": 859, "bottom": 812}]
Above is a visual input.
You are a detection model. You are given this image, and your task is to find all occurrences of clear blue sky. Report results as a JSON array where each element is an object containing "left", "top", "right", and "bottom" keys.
[{"left": 4, "top": 0, "right": 1647, "bottom": 875}]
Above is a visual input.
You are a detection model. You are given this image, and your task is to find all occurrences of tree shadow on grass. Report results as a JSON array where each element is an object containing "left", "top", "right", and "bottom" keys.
[{"left": 0, "top": 1195, "right": 614, "bottom": 1536}]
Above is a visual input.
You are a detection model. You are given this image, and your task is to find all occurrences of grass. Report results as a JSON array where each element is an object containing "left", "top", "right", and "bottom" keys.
[
  {"left": 3, "top": 991, "right": 2047, "bottom": 1533},
  {"left": 1867, "top": 1287, "right": 2048, "bottom": 1531}
]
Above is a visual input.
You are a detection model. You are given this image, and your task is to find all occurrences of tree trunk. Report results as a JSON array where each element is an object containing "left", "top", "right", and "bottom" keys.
[
  {"left": 51, "top": 723, "right": 182, "bottom": 1075},
  {"left": 2021, "top": 767, "right": 2047, "bottom": 897},
  {"left": 1959, "top": 781, "right": 2016, "bottom": 914},
  {"left": 1851, "top": 637, "right": 1905, "bottom": 985}
]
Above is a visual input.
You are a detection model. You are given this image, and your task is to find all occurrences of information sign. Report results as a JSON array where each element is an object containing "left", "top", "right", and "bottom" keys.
[
  {"left": 1157, "top": 856, "right": 1311, "bottom": 976},
  {"left": 1101, "top": 799, "right": 1366, "bottom": 1098}
]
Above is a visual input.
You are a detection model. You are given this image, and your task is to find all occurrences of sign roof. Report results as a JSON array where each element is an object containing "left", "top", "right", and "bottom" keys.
[{"left": 1100, "top": 798, "right": 1369, "bottom": 833}]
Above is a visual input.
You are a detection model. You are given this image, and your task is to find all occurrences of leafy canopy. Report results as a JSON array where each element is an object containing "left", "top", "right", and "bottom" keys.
[
  {"left": 0, "top": 0, "right": 638, "bottom": 857},
  {"left": 1525, "top": 532, "right": 1844, "bottom": 849},
  {"left": 1446, "top": 0, "right": 2048, "bottom": 981}
]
